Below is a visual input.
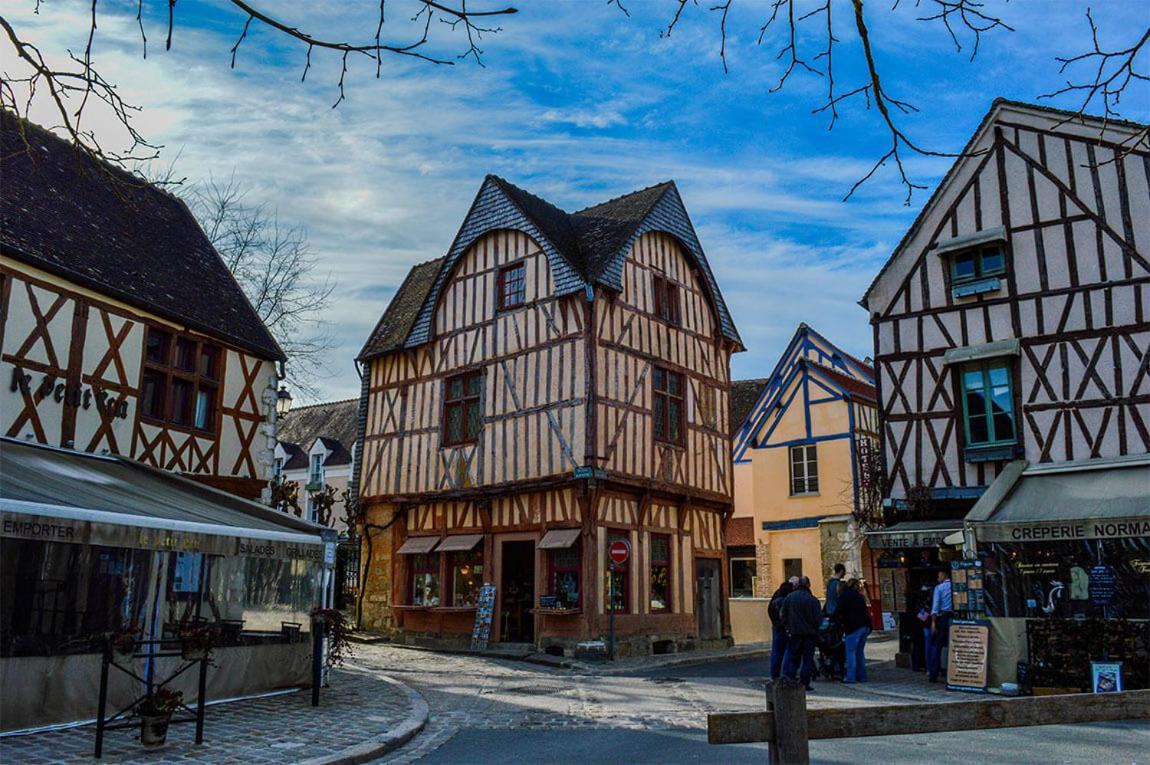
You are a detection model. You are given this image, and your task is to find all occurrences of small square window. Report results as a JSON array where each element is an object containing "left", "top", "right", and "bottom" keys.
[
  {"left": 951, "top": 243, "right": 1007, "bottom": 285},
  {"left": 497, "top": 263, "right": 527, "bottom": 310}
]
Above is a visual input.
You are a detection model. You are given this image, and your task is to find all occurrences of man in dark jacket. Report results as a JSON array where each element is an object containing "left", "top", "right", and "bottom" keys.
[
  {"left": 780, "top": 576, "right": 822, "bottom": 690},
  {"left": 767, "top": 580, "right": 794, "bottom": 680}
]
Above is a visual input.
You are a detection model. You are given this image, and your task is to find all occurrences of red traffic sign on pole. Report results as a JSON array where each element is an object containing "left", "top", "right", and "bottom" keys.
[{"left": 608, "top": 539, "right": 630, "bottom": 566}]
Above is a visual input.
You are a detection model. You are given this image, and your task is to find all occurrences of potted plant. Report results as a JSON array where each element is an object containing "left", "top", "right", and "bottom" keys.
[
  {"left": 178, "top": 624, "right": 218, "bottom": 662},
  {"left": 138, "top": 687, "right": 182, "bottom": 747},
  {"left": 110, "top": 624, "right": 140, "bottom": 657}
]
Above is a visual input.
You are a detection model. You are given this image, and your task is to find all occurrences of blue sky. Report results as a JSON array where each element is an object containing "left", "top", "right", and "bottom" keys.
[{"left": 9, "top": 1, "right": 1149, "bottom": 401}]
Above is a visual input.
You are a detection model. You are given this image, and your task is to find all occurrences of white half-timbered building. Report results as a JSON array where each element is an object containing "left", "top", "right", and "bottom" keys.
[
  {"left": 862, "top": 100, "right": 1149, "bottom": 688},
  {"left": 355, "top": 176, "right": 743, "bottom": 654}
]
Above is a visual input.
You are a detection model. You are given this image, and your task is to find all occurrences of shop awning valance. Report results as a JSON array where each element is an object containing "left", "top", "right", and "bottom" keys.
[
  {"left": 967, "top": 455, "right": 1150, "bottom": 543},
  {"left": 435, "top": 534, "right": 483, "bottom": 552},
  {"left": 0, "top": 438, "right": 327, "bottom": 560},
  {"left": 538, "top": 528, "right": 582, "bottom": 549},
  {"left": 865, "top": 519, "right": 962, "bottom": 549},
  {"left": 396, "top": 536, "right": 440, "bottom": 554}
]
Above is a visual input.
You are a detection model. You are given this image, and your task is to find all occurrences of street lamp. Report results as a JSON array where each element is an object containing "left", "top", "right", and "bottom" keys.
[{"left": 275, "top": 386, "right": 293, "bottom": 417}]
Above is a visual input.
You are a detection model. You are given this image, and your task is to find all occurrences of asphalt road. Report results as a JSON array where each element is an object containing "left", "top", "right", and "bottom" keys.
[{"left": 418, "top": 721, "right": 1150, "bottom": 764}]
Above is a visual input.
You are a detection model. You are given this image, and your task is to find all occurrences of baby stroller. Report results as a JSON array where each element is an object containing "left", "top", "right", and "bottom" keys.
[{"left": 815, "top": 616, "right": 845, "bottom": 681}]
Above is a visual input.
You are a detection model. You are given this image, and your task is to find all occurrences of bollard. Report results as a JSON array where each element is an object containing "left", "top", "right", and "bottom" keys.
[{"left": 770, "top": 679, "right": 809, "bottom": 765}]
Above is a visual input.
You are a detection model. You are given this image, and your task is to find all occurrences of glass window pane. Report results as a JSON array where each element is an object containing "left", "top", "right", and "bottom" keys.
[
  {"left": 969, "top": 414, "right": 990, "bottom": 444},
  {"left": 963, "top": 369, "right": 985, "bottom": 392},
  {"left": 654, "top": 368, "right": 665, "bottom": 391},
  {"left": 668, "top": 400, "right": 681, "bottom": 442},
  {"left": 465, "top": 400, "right": 481, "bottom": 439},
  {"left": 446, "top": 404, "right": 463, "bottom": 442},
  {"left": 174, "top": 338, "right": 196, "bottom": 372},
  {"left": 199, "top": 346, "right": 219, "bottom": 379},
  {"left": 449, "top": 379, "right": 463, "bottom": 400},
  {"left": 468, "top": 373, "right": 482, "bottom": 396},
  {"left": 988, "top": 365, "right": 1009, "bottom": 387},
  {"left": 993, "top": 412, "right": 1015, "bottom": 442},
  {"left": 171, "top": 379, "right": 193, "bottom": 425},
  {"left": 194, "top": 387, "right": 215, "bottom": 431},
  {"left": 653, "top": 397, "right": 665, "bottom": 438},
  {"left": 141, "top": 370, "right": 165, "bottom": 419},
  {"left": 146, "top": 330, "right": 170, "bottom": 364},
  {"left": 953, "top": 253, "right": 976, "bottom": 280},
  {"left": 981, "top": 246, "right": 1004, "bottom": 274},
  {"left": 669, "top": 372, "right": 681, "bottom": 396}
]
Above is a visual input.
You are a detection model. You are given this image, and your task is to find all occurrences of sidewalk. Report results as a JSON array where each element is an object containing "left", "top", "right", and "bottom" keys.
[{"left": 0, "top": 663, "right": 428, "bottom": 765}]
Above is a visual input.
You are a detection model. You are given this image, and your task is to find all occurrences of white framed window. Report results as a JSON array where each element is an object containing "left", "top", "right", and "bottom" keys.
[
  {"left": 273, "top": 457, "right": 284, "bottom": 481},
  {"left": 309, "top": 453, "right": 324, "bottom": 485},
  {"left": 305, "top": 492, "right": 316, "bottom": 522},
  {"left": 789, "top": 444, "right": 819, "bottom": 495}
]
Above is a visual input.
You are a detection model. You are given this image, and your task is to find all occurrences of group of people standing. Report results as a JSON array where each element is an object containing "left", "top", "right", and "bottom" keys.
[{"left": 767, "top": 564, "right": 872, "bottom": 690}]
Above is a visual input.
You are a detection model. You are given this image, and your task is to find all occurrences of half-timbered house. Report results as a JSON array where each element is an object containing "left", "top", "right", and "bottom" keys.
[
  {"left": 727, "top": 325, "right": 878, "bottom": 643},
  {"left": 861, "top": 100, "right": 1150, "bottom": 686},
  {"left": 355, "top": 176, "right": 743, "bottom": 654},
  {"left": 0, "top": 115, "right": 329, "bottom": 730},
  {"left": 0, "top": 117, "right": 285, "bottom": 499}
]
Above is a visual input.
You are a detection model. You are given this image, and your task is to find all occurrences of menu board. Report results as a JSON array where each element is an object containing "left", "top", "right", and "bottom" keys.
[
  {"left": 878, "top": 567, "right": 908, "bottom": 612},
  {"left": 946, "top": 619, "right": 990, "bottom": 693},
  {"left": 470, "top": 584, "right": 497, "bottom": 650},
  {"left": 951, "top": 560, "right": 985, "bottom": 615}
]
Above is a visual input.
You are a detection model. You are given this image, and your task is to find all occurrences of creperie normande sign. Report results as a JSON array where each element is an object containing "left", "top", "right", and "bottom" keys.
[
  {"left": 10, "top": 366, "right": 128, "bottom": 419},
  {"left": 978, "top": 519, "right": 1150, "bottom": 542}
]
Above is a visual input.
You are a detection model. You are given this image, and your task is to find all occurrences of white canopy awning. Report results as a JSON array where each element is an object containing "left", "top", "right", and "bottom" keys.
[
  {"left": 538, "top": 528, "right": 581, "bottom": 549},
  {"left": 435, "top": 534, "right": 483, "bottom": 552},
  {"left": 396, "top": 536, "right": 440, "bottom": 554}
]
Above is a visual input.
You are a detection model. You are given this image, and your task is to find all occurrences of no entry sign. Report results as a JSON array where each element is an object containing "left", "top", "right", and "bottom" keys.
[{"left": 608, "top": 539, "right": 630, "bottom": 566}]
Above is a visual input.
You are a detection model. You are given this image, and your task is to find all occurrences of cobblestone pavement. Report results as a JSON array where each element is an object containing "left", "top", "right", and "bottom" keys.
[
  {"left": 0, "top": 663, "right": 419, "bottom": 764},
  {"left": 369, "top": 638, "right": 964, "bottom": 765}
]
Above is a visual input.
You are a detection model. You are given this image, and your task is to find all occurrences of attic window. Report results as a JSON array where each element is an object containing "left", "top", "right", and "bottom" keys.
[
  {"left": 652, "top": 275, "right": 681, "bottom": 326},
  {"left": 936, "top": 228, "right": 1008, "bottom": 299},
  {"left": 497, "top": 262, "right": 526, "bottom": 310}
]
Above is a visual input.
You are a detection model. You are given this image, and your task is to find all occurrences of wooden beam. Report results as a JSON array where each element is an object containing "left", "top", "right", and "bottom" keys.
[{"left": 708, "top": 689, "right": 1150, "bottom": 747}]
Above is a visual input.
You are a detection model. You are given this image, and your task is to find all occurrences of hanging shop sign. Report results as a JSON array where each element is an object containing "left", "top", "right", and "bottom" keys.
[
  {"left": 946, "top": 619, "right": 990, "bottom": 693},
  {"left": 974, "top": 518, "right": 1150, "bottom": 543}
]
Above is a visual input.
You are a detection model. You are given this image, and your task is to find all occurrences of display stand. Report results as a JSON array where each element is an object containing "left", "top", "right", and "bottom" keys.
[{"left": 94, "top": 637, "right": 210, "bottom": 758}]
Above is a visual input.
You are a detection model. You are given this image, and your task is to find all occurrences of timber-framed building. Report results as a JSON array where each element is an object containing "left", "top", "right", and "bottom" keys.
[{"left": 355, "top": 176, "right": 743, "bottom": 654}]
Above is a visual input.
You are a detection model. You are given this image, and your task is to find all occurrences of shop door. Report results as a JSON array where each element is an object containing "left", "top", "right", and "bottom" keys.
[
  {"left": 499, "top": 540, "right": 535, "bottom": 643},
  {"left": 696, "top": 559, "right": 721, "bottom": 641}
]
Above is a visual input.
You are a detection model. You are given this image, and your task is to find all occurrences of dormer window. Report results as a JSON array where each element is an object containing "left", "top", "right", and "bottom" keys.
[
  {"left": 936, "top": 227, "right": 1008, "bottom": 299},
  {"left": 497, "top": 262, "right": 526, "bottom": 310}
]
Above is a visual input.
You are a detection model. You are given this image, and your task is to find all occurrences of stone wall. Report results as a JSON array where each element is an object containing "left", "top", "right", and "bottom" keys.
[
  {"left": 754, "top": 539, "right": 772, "bottom": 597},
  {"left": 357, "top": 503, "right": 396, "bottom": 634}
]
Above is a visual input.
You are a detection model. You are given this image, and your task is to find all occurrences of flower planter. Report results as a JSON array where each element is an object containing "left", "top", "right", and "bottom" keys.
[{"left": 140, "top": 713, "right": 172, "bottom": 747}]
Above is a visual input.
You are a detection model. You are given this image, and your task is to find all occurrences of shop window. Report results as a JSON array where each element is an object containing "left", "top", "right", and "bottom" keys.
[
  {"left": 783, "top": 558, "right": 803, "bottom": 582},
  {"left": 652, "top": 274, "right": 681, "bottom": 326},
  {"left": 790, "top": 443, "right": 819, "bottom": 495},
  {"left": 410, "top": 553, "right": 440, "bottom": 606},
  {"left": 548, "top": 543, "right": 581, "bottom": 610},
  {"left": 141, "top": 327, "right": 221, "bottom": 434},
  {"left": 0, "top": 540, "right": 152, "bottom": 657},
  {"left": 730, "top": 558, "right": 757, "bottom": 598},
  {"left": 443, "top": 370, "right": 483, "bottom": 446},
  {"left": 653, "top": 367, "right": 685, "bottom": 446},
  {"left": 649, "top": 534, "right": 672, "bottom": 612},
  {"left": 604, "top": 531, "right": 629, "bottom": 613},
  {"left": 449, "top": 549, "right": 484, "bottom": 607},
  {"left": 497, "top": 262, "right": 527, "bottom": 310},
  {"left": 961, "top": 361, "right": 1016, "bottom": 449}
]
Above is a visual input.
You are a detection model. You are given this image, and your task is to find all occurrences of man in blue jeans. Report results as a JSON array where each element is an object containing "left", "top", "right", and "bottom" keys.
[
  {"left": 780, "top": 576, "right": 821, "bottom": 691},
  {"left": 927, "top": 569, "right": 953, "bottom": 683}
]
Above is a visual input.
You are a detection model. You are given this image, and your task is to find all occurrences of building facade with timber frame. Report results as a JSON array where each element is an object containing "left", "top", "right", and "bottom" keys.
[{"left": 355, "top": 175, "right": 743, "bottom": 654}]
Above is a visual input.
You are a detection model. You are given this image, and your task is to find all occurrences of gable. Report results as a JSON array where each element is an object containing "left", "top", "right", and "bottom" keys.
[{"left": 863, "top": 100, "right": 1150, "bottom": 318}]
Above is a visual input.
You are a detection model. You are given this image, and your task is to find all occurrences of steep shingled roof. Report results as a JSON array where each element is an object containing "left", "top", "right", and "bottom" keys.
[
  {"left": 277, "top": 398, "right": 359, "bottom": 467},
  {"left": 0, "top": 115, "right": 284, "bottom": 361},
  {"left": 729, "top": 378, "right": 770, "bottom": 437},
  {"left": 358, "top": 257, "right": 444, "bottom": 359},
  {"left": 360, "top": 177, "right": 741, "bottom": 359}
]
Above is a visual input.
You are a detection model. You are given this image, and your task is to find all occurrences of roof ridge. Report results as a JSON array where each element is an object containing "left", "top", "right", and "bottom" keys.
[
  {"left": 286, "top": 397, "right": 360, "bottom": 410},
  {"left": 487, "top": 174, "right": 573, "bottom": 214},
  {"left": 571, "top": 180, "right": 675, "bottom": 215}
]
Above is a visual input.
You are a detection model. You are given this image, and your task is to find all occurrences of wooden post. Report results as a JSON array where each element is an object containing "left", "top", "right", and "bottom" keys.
[{"left": 771, "top": 679, "right": 809, "bottom": 765}]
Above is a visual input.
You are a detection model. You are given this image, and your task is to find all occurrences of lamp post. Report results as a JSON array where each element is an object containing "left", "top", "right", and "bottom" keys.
[{"left": 275, "top": 386, "right": 293, "bottom": 417}]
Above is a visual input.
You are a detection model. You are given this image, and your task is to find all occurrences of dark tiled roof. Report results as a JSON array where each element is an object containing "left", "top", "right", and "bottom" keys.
[
  {"left": 726, "top": 516, "right": 755, "bottom": 547},
  {"left": 358, "top": 257, "right": 443, "bottom": 359},
  {"left": 361, "top": 176, "right": 741, "bottom": 359},
  {"left": 0, "top": 115, "right": 283, "bottom": 361},
  {"left": 730, "top": 378, "right": 770, "bottom": 436},
  {"left": 279, "top": 441, "right": 309, "bottom": 470},
  {"left": 277, "top": 399, "right": 359, "bottom": 465},
  {"left": 809, "top": 363, "right": 877, "bottom": 403}
]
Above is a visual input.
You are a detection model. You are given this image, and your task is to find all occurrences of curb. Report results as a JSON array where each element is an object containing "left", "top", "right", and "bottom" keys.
[
  {"left": 299, "top": 674, "right": 429, "bottom": 765},
  {"left": 583, "top": 646, "right": 772, "bottom": 676}
]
